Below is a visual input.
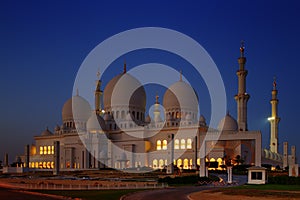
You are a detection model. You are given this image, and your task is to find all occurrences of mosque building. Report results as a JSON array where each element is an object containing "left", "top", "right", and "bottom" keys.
[{"left": 15, "top": 44, "right": 297, "bottom": 175}]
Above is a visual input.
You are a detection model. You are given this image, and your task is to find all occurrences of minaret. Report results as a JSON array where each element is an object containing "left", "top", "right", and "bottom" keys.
[
  {"left": 234, "top": 41, "right": 250, "bottom": 131},
  {"left": 268, "top": 78, "right": 280, "bottom": 153},
  {"left": 95, "top": 70, "right": 103, "bottom": 115}
]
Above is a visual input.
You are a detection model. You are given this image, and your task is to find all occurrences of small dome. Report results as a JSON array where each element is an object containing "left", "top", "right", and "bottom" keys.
[
  {"left": 145, "top": 115, "right": 151, "bottom": 123},
  {"left": 41, "top": 128, "right": 53, "bottom": 136},
  {"left": 163, "top": 80, "right": 198, "bottom": 113},
  {"left": 218, "top": 113, "right": 238, "bottom": 131},
  {"left": 62, "top": 95, "right": 91, "bottom": 122},
  {"left": 55, "top": 125, "right": 60, "bottom": 131},
  {"left": 103, "top": 73, "right": 146, "bottom": 110},
  {"left": 87, "top": 112, "right": 106, "bottom": 131},
  {"left": 103, "top": 113, "right": 112, "bottom": 121}
]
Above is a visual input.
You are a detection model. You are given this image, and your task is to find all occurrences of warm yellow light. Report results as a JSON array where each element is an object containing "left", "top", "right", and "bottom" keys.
[
  {"left": 101, "top": 110, "right": 105, "bottom": 113},
  {"left": 268, "top": 117, "right": 275, "bottom": 121}
]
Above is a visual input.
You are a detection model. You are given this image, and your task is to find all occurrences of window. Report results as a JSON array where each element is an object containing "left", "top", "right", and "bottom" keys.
[
  {"left": 177, "top": 159, "right": 182, "bottom": 168},
  {"left": 51, "top": 146, "right": 54, "bottom": 154},
  {"left": 174, "top": 139, "right": 179, "bottom": 149},
  {"left": 183, "top": 159, "right": 189, "bottom": 169},
  {"left": 251, "top": 172, "right": 263, "bottom": 180},
  {"left": 153, "top": 159, "right": 158, "bottom": 169},
  {"left": 180, "top": 139, "right": 186, "bottom": 149},
  {"left": 48, "top": 146, "right": 51, "bottom": 154},
  {"left": 162, "top": 140, "right": 167, "bottom": 150},
  {"left": 187, "top": 138, "right": 192, "bottom": 149},
  {"left": 40, "top": 146, "right": 43, "bottom": 155},
  {"left": 156, "top": 140, "right": 161, "bottom": 150},
  {"left": 44, "top": 146, "right": 47, "bottom": 155},
  {"left": 159, "top": 159, "right": 164, "bottom": 169}
]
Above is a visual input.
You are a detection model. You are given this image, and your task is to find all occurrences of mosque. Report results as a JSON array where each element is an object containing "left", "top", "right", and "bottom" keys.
[{"left": 15, "top": 44, "right": 297, "bottom": 176}]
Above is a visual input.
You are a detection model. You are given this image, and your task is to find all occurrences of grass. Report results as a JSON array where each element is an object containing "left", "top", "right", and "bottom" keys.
[
  {"left": 35, "top": 189, "right": 147, "bottom": 200},
  {"left": 232, "top": 184, "right": 300, "bottom": 191},
  {"left": 210, "top": 184, "right": 300, "bottom": 199}
]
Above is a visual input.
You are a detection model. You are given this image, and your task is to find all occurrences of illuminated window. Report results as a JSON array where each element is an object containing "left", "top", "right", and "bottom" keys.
[
  {"left": 48, "top": 146, "right": 51, "bottom": 154},
  {"left": 39, "top": 162, "right": 43, "bottom": 169},
  {"left": 43, "top": 162, "right": 46, "bottom": 168},
  {"left": 44, "top": 146, "right": 47, "bottom": 155},
  {"left": 177, "top": 159, "right": 182, "bottom": 168},
  {"left": 159, "top": 159, "right": 164, "bottom": 169},
  {"left": 156, "top": 140, "right": 161, "bottom": 150},
  {"left": 40, "top": 146, "right": 43, "bottom": 155},
  {"left": 51, "top": 146, "right": 54, "bottom": 154},
  {"left": 183, "top": 159, "right": 189, "bottom": 169},
  {"left": 180, "top": 139, "right": 186, "bottom": 149},
  {"left": 153, "top": 159, "right": 158, "bottom": 169},
  {"left": 173, "top": 159, "right": 176, "bottom": 165},
  {"left": 51, "top": 162, "right": 54, "bottom": 169},
  {"left": 197, "top": 158, "right": 200, "bottom": 165},
  {"left": 164, "top": 159, "right": 168, "bottom": 166},
  {"left": 47, "top": 162, "right": 51, "bottom": 169},
  {"left": 29, "top": 162, "right": 31, "bottom": 168},
  {"left": 35, "top": 162, "right": 38, "bottom": 168},
  {"left": 162, "top": 140, "right": 167, "bottom": 150},
  {"left": 190, "top": 159, "right": 193, "bottom": 166},
  {"left": 187, "top": 139, "right": 192, "bottom": 149},
  {"left": 174, "top": 139, "right": 179, "bottom": 149}
]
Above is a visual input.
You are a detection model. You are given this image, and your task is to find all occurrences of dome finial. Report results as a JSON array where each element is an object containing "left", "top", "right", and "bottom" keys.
[
  {"left": 123, "top": 60, "right": 127, "bottom": 74},
  {"left": 179, "top": 70, "right": 183, "bottom": 81},
  {"left": 155, "top": 92, "right": 159, "bottom": 104},
  {"left": 240, "top": 40, "right": 245, "bottom": 57},
  {"left": 273, "top": 76, "right": 277, "bottom": 90},
  {"left": 97, "top": 68, "right": 101, "bottom": 80}
]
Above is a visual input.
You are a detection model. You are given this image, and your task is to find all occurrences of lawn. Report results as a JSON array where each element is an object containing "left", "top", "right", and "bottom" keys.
[
  {"left": 36, "top": 189, "right": 146, "bottom": 200},
  {"left": 232, "top": 184, "right": 300, "bottom": 191}
]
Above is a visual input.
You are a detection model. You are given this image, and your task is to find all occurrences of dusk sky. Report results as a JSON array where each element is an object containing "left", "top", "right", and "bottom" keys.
[{"left": 1, "top": 0, "right": 300, "bottom": 163}]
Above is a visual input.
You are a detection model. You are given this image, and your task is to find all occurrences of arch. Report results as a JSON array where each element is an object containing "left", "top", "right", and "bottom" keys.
[
  {"left": 156, "top": 140, "right": 162, "bottom": 150},
  {"left": 116, "top": 111, "right": 119, "bottom": 119},
  {"left": 180, "top": 139, "right": 186, "bottom": 149},
  {"left": 177, "top": 159, "right": 182, "bottom": 168},
  {"left": 121, "top": 110, "right": 125, "bottom": 119},
  {"left": 187, "top": 138, "right": 192, "bottom": 149},
  {"left": 162, "top": 140, "right": 167, "bottom": 150},
  {"left": 159, "top": 159, "right": 164, "bottom": 169},
  {"left": 210, "top": 158, "right": 215, "bottom": 162},
  {"left": 183, "top": 159, "right": 189, "bottom": 169},
  {"left": 153, "top": 159, "right": 158, "bottom": 169},
  {"left": 174, "top": 139, "right": 179, "bottom": 149}
]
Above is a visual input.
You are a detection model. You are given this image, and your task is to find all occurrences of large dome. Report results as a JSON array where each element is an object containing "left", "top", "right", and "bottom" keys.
[
  {"left": 103, "top": 73, "right": 146, "bottom": 110},
  {"left": 218, "top": 113, "right": 238, "bottom": 131},
  {"left": 163, "top": 80, "right": 198, "bottom": 112},
  {"left": 62, "top": 95, "right": 92, "bottom": 122}
]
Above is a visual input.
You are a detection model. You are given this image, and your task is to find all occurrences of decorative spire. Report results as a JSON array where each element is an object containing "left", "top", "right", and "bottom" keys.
[
  {"left": 273, "top": 76, "right": 277, "bottom": 90},
  {"left": 179, "top": 70, "right": 182, "bottom": 81},
  {"left": 240, "top": 40, "right": 245, "bottom": 57},
  {"left": 123, "top": 60, "right": 127, "bottom": 74}
]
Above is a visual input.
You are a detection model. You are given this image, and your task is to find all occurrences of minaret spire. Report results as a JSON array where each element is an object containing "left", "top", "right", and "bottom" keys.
[
  {"left": 234, "top": 41, "right": 250, "bottom": 131},
  {"left": 269, "top": 77, "right": 280, "bottom": 153},
  {"left": 153, "top": 93, "right": 162, "bottom": 122},
  {"left": 95, "top": 69, "right": 103, "bottom": 115}
]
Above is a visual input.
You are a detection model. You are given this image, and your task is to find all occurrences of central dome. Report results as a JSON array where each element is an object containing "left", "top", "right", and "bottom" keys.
[{"left": 103, "top": 73, "right": 146, "bottom": 111}]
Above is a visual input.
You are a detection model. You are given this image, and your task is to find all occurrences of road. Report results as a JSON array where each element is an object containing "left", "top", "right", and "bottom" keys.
[{"left": 122, "top": 186, "right": 215, "bottom": 200}]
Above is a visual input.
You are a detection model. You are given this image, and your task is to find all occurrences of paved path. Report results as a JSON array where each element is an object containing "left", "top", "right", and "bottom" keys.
[{"left": 122, "top": 186, "right": 214, "bottom": 200}]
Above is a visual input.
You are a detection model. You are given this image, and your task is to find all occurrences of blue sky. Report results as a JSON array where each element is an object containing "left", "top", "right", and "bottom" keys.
[{"left": 1, "top": 0, "right": 300, "bottom": 163}]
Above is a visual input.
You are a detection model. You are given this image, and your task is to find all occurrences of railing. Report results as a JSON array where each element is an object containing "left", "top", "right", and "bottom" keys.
[{"left": 9, "top": 182, "right": 168, "bottom": 190}]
